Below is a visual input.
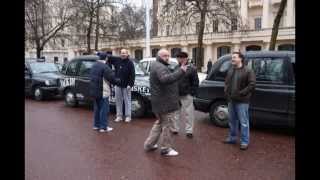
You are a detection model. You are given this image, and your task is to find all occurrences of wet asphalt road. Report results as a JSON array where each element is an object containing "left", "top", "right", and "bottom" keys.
[{"left": 25, "top": 99, "right": 295, "bottom": 180}]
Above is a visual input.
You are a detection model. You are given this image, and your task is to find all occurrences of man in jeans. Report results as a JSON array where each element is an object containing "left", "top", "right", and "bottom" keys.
[
  {"left": 89, "top": 54, "right": 121, "bottom": 132},
  {"left": 223, "top": 52, "right": 256, "bottom": 150},
  {"left": 144, "top": 49, "right": 187, "bottom": 156},
  {"left": 107, "top": 49, "right": 135, "bottom": 123},
  {"left": 171, "top": 52, "right": 199, "bottom": 138}
]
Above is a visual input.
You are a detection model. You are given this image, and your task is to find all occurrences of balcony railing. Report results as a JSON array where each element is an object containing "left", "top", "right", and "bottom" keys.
[
  {"left": 272, "top": 0, "right": 281, "bottom": 5},
  {"left": 248, "top": 0, "right": 263, "bottom": 8}
]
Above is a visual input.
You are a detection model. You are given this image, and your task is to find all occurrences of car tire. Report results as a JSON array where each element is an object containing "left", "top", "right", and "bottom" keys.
[
  {"left": 209, "top": 101, "right": 229, "bottom": 128},
  {"left": 64, "top": 89, "right": 78, "bottom": 107},
  {"left": 33, "top": 86, "right": 44, "bottom": 101},
  {"left": 131, "top": 95, "right": 145, "bottom": 118}
]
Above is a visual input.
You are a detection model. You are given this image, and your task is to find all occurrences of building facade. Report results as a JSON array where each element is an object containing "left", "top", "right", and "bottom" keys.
[{"left": 25, "top": 0, "right": 295, "bottom": 72}]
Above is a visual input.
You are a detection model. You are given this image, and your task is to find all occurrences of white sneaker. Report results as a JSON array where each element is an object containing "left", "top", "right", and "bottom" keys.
[
  {"left": 106, "top": 127, "right": 113, "bottom": 132},
  {"left": 161, "top": 148, "right": 179, "bottom": 156},
  {"left": 93, "top": 127, "right": 99, "bottom": 130},
  {"left": 99, "top": 127, "right": 113, "bottom": 133},
  {"left": 114, "top": 117, "right": 123, "bottom": 122},
  {"left": 145, "top": 144, "right": 158, "bottom": 151},
  {"left": 125, "top": 117, "right": 131, "bottom": 123}
]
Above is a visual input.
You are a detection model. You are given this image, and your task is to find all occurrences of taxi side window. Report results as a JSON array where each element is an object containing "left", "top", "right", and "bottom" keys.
[
  {"left": 66, "top": 61, "right": 78, "bottom": 76},
  {"left": 78, "top": 61, "right": 95, "bottom": 77},
  {"left": 252, "top": 58, "right": 285, "bottom": 84},
  {"left": 212, "top": 60, "right": 231, "bottom": 81}
]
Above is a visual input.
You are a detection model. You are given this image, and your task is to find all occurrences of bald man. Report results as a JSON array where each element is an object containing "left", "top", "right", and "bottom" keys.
[
  {"left": 143, "top": 49, "right": 187, "bottom": 157},
  {"left": 107, "top": 49, "right": 135, "bottom": 123}
]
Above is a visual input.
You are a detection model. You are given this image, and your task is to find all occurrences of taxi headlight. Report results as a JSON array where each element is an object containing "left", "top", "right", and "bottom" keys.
[{"left": 45, "top": 80, "right": 50, "bottom": 86}]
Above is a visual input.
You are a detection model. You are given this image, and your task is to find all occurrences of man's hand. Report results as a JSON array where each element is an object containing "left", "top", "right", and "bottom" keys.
[
  {"left": 127, "top": 86, "right": 131, "bottom": 90},
  {"left": 181, "top": 65, "right": 187, "bottom": 72}
]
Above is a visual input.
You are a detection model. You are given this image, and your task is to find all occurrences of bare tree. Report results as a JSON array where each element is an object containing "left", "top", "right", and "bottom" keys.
[
  {"left": 160, "top": 0, "right": 241, "bottom": 70},
  {"left": 118, "top": 5, "right": 146, "bottom": 44},
  {"left": 269, "top": 0, "right": 287, "bottom": 50},
  {"left": 25, "top": 0, "right": 75, "bottom": 58}
]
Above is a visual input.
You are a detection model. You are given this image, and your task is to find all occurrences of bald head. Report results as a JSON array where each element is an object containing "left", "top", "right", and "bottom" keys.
[
  {"left": 157, "top": 49, "right": 170, "bottom": 63},
  {"left": 120, "top": 49, "right": 129, "bottom": 59}
]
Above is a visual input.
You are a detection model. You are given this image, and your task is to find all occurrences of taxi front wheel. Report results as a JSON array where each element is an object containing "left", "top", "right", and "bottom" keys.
[
  {"left": 209, "top": 101, "right": 229, "bottom": 128},
  {"left": 33, "top": 86, "right": 44, "bottom": 101},
  {"left": 131, "top": 95, "right": 145, "bottom": 118},
  {"left": 64, "top": 89, "right": 78, "bottom": 107}
]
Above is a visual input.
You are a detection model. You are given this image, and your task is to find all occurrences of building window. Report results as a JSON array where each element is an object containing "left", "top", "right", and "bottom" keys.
[
  {"left": 61, "top": 39, "right": 65, "bottom": 47},
  {"left": 278, "top": 44, "right": 295, "bottom": 51},
  {"left": 254, "top": 17, "right": 262, "bottom": 30},
  {"left": 171, "top": 48, "right": 182, "bottom": 58},
  {"left": 135, "top": 49, "right": 143, "bottom": 60},
  {"left": 152, "top": 48, "right": 159, "bottom": 57},
  {"left": 217, "top": 46, "right": 231, "bottom": 59},
  {"left": 196, "top": 22, "right": 200, "bottom": 34},
  {"left": 213, "top": 20, "right": 219, "bottom": 32},
  {"left": 166, "top": 25, "right": 170, "bottom": 36},
  {"left": 231, "top": 18, "right": 237, "bottom": 31},
  {"left": 246, "top": 45, "right": 262, "bottom": 51}
]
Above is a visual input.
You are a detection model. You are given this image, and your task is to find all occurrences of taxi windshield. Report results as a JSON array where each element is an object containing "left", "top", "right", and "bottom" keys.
[
  {"left": 29, "top": 62, "right": 59, "bottom": 74},
  {"left": 134, "top": 62, "right": 147, "bottom": 76}
]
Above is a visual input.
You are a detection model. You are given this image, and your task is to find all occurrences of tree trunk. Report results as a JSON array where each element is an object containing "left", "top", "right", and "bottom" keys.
[
  {"left": 95, "top": 6, "right": 100, "bottom": 51},
  {"left": 269, "top": 0, "right": 287, "bottom": 50},
  {"left": 36, "top": 39, "right": 42, "bottom": 58},
  {"left": 36, "top": 48, "right": 41, "bottom": 59},
  {"left": 87, "top": 16, "right": 93, "bottom": 54},
  {"left": 196, "top": 4, "right": 206, "bottom": 71}
]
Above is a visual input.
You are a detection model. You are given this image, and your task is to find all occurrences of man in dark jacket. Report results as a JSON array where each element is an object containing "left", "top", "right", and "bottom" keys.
[
  {"left": 171, "top": 52, "right": 199, "bottom": 138},
  {"left": 107, "top": 49, "right": 135, "bottom": 123},
  {"left": 89, "top": 56, "right": 121, "bottom": 133},
  {"left": 207, "top": 58, "right": 213, "bottom": 74},
  {"left": 223, "top": 52, "right": 256, "bottom": 150},
  {"left": 143, "top": 49, "right": 187, "bottom": 157}
]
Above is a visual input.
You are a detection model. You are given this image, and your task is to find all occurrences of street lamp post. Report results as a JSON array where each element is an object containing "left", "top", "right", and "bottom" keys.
[{"left": 145, "top": 0, "right": 151, "bottom": 58}]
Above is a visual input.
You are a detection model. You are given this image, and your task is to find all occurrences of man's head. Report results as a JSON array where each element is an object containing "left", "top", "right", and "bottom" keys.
[
  {"left": 157, "top": 49, "right": 170, "bottom": 63},
  {"left": 120, "top": 49, "right": 129, "bottom": 59},
  {"left": 176, "top": 51, "right": 188, "bottom": 65},
  {"left": 231, "top": 52, "right": 245, "bottom": 67}
]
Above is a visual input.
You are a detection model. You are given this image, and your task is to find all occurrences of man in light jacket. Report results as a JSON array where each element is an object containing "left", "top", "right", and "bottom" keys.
[{"left": 143, "top": 49, "right": 187, "bottom": 157}]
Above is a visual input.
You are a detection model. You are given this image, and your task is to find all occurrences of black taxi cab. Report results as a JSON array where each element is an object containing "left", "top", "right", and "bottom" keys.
[
  {"left": 58, "top": 55, "right": 151, "bottom": 117},
  {"left": 25, "top": 58, "right": 63, "bottom": 100},
  {"left": 194, "top": 51, "right": 295, "bottom": 128}
]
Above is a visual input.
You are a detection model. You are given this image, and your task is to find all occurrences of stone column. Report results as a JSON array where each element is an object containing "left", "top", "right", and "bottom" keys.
[
  {"left": 240, "top": 0, "right": 248, "bottom": 26},
  {"left": 233, "top": 43, "right": 241, "bottom": 52},
  {"left": 112, "top": 48, "right": 117, "bottom": 56},
  {"left": 203, "top": 44, "right": 213, "bottom": 72},
  {"left": 212, "top": 44, "right": 218, "bottom": 63},
  {"left": 262, "top": 0, "right": 270, "bottom": 29},
  {"left": 286, "top": 0, "right": 295, "bottom": 27}
]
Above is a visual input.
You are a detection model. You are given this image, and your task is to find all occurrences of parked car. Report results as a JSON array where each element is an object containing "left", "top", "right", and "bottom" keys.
[
  {"left": 194, "top": 51, "right": 295, "bottom": 128},
  {"left": 139, "top": 57, "right": 207, "bottom": 82},
  {"left": 25, "top": 58, "right": 63, "bottom": 100},
  {"left": 58, "top": 55, "right": 152, "bottom": 117}
]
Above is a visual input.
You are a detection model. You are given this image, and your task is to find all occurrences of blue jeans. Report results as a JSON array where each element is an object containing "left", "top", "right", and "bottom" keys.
[
  {"left": 93, "top": 97, "right": 109, "bottom": 129},
  {"left": 227, "top": 102, "right": 250, "bottom": 145}
]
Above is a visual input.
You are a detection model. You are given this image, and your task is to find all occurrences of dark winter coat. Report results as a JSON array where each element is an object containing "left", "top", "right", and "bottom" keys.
[
  {"left": 176, "top": 63, "right": 199, "bottom": 96},
  {"left": 107, "top": 56, "right": 135, "bottom": 88},
  {"left": 149, "top": 56, "right": 185, "bottom": 114},
  {"left": 89, "top": 61, "right": 121, "bottom": 99}
]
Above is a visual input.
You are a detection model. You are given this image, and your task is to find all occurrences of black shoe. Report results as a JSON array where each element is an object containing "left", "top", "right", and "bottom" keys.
[
  {"left": 222, "top": 139, "right": 236, "bottom": 144},
  {"left": 240, "top": 144, "right": 248, "bottom": 150},
  {"left": 186, "top": 133, "right": 193, "bottom": 138},
  {"left": 172, "top": 131, "right": 178, "bottom": 135}
]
